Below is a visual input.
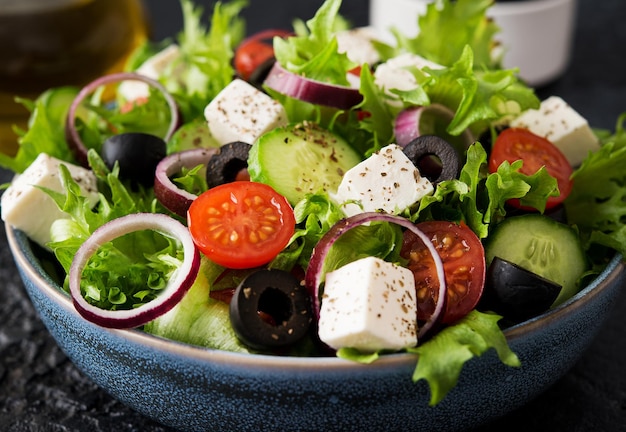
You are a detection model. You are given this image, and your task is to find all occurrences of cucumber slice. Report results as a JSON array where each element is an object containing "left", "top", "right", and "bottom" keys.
[
  {"left": 167, "top": 119, "right": 220, "bottom": 153},
  {"left": 485, "top": 214, "right": 588, "bottom": 307},
  {"left": 248, "top": 123, "right": 362, "bottom": 204}
]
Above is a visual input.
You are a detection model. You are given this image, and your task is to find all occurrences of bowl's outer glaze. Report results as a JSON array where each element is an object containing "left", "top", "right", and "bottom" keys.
[{"left": 7, "top": 225, "right": 626, "bottom": 432}]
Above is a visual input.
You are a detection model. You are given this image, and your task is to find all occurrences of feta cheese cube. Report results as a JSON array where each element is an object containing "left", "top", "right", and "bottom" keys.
[
  {"left": 374, "top": 53, "right": 444, "bottom": 104},
  {"left": 118, "top": 44, "right": 182, "bottom": 101},
  {"left": 333, "top": 144, "right": 433, "bottom": 217},
  {"left": 204, "top": 79, "right": 288, "bottom": 145},
  {"left": 509, "top": 96, "right": 600, "bottom": 167},
  {"left": 336, "top": 27, "right": 381, "bottom": 66},
  {"left": 1, "top": 153, "right": 99, "bottom": 249},
  {"left": 318, "top": 256, "right": 418, "bottom": 352}
]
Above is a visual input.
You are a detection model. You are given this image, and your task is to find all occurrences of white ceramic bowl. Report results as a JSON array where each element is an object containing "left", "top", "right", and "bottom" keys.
[{"left": 369, "top": 0, "right": 577, "bottom": 86}]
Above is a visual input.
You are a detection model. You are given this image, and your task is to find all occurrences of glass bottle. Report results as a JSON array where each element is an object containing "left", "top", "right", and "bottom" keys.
[{"left": 0, "top": 0, "right": 150, "bottom": 155}]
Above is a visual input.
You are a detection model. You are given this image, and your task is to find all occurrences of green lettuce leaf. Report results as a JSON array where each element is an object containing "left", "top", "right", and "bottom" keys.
[
  {"left": 168, "top": 0, "right": 247, "bottom": 120},
  {"left": 413, "top": 143, "right": 557, "bottom": 239},
  {"left": 353, "top": 65, "right": 397, "bottom": 153},
  {"left": 46, "top": 150, "right": 164, "bottom": 296},
  {"left": 399, "top": 45, "right": 539, "bottom": 138},
  {"left": 144, "top": 257, "right": 252, "bottom": 353},
  {"left": 564, "top": 114, "right": 626, "bottom": 255},
  {"left": 391, "top": 0, "right": 499, "bottom": 69},
  {"left": 0, "top": 87, "right": 78, "bottom": 173},
  {"left": 338, "top": 310, "right": 519, "bottom": 405},
  {"left": 408, "top": 310, "right": 520, "bottom": 406},
  {"left": 272, "top": 192, "right": 346, "bottom": 271},
  {"left": 273, "top": 0, "right": 355, "bottom": 85}
]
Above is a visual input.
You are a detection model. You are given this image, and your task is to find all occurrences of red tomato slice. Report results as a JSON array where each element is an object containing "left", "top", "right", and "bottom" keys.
[
  {"left": 187, "top": 181, "right": 295, "bottom": 269},
  {"left": 488, "top": 127, "right": 573, "bottom": 210},
  {"left": 234, "top": 29, "right": 292, "bottom": 81},
  {"left": 400, "top": 221, "right": 485, "bottom": 324}
]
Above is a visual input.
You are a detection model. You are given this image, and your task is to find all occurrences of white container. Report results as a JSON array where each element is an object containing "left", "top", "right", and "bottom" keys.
[{"left": 369, "top": 0, "right": 577, "bottom": 87}]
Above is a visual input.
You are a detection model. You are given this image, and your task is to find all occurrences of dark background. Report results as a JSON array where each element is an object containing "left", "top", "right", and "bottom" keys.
[{"left": 1, "top": 0, "right": 626, "bottom": 431}]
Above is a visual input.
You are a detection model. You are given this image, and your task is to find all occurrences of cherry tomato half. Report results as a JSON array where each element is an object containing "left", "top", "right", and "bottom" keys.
[
  {"left": 234, "top": 29, "right": 292, "bottom": 81},
  {"left": 400, "top": 221, "right": 486, "bottom": 324},
  {"left": 187, "top": 181, "right": 295, "bottom": 269},
  {"left": 488, "top": 127, "right": 573, "bottom": 210}
]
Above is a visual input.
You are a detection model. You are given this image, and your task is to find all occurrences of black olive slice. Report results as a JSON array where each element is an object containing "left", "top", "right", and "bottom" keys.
[
  {"left": 229, "top": 269, "right": 312, "bottom": 350},
  {"left": 483, "top": 256, "right": 562, "bottom": 322},
  {"left": 248, "top": 57, "right": 277, "bottom": 91},
  {"left": 101, "top": 132, "right": 167, "bottom": 187},
  {"left": 402, "top": 135, "right": 461, "bottom": 184},
  {"left": 205, "top": 141, "right": 251, "bottom": 188}
]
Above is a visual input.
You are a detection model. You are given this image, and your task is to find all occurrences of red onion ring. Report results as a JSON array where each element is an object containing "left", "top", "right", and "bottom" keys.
[
  {"left": 394, "top": 104, "right": 475, "bottom": 149},
  {"left": 69, "top": 213, "right": 200, "bottom": 329},
  {"left": 65, "top": 72, "right": 180, "bottom": 167},
  {"left": 304, "top": 212, "right": 447, "bottom": 339},
  {"left": 263, "top": 61, "right": 363, "bottom": 110},
  {"left": 154, "top": 148, "right": 218, "bottom": 218}
]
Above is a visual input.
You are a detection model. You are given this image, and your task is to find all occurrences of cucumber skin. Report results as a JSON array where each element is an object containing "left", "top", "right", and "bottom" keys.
[
  {"left": 247, "top": 123, "right": 362, "bottom": 205},
  {"left": 485, "top": 214, "right": 588, "bottom": 307}
]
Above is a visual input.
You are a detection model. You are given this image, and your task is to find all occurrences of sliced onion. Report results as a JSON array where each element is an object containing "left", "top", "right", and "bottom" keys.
[
  {"left": 154, "top": 148, "right": 218, "bottom": 218},
  {"left": 394, "top": 104, "right": 475, "bottom": 150},
  {"left": 65, "top": 72, "right": 180, "bottom": 167},
  {"left": 305, "top": 212, "right": 447, "bottom": 339},
  {"left": 69, "top": 213, "right": 200, "bottom": 329},
  {"left": 263, "top": 61, "right": 363, "bottom": 110}
]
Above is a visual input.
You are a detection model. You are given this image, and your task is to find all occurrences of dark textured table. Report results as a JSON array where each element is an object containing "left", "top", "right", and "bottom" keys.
[{"left": 1, "top": 1, "right": 626, "bottom": 431}]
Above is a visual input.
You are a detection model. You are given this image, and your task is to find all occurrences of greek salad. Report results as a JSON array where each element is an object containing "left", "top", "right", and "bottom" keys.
[{"left": 2, "top": 0, "right": 626, "bottom": 405}]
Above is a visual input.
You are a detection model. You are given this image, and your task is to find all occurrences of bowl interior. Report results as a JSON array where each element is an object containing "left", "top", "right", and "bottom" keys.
[
  {"left": 6, "top": 221, "right": 625, "bottom": 431},
  {"left": 7, "top": 221, "right": 624, "bottom": 364}
]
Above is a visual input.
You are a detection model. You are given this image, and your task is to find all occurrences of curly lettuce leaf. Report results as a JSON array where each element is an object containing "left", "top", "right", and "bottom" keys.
[
  {"left": 408, "top": 310, "right": 520, "bottom": 406},
  {"left": 413, "top": 143, "right": 557, "bottom": 238},
  {"left": 368, "top": 0, "right": 539, "bottom": 138},
  {"left": 353, "top": 65, "right": 397, "bottom": 152},
  {"left": 171, "top": 0, "right": 247, "bottom": 120},
  {"left": 0, "top": 88, "right": 78, "bottom": 173},
  {"left": 564, "top": 114, "right": 626, "bottom": 255},
  {"left": 144, "top": 257, "right": 252, "bottom": 353},
  {"left": 391, "top": 0, "right": 499, "bottom": 69},
  {"left": 338, "top": 310, "right": 519, "bottom": 405},
  {"left": 46, "top": 150, "right": 162, "bottom": 281},
  {"left": 485, "top": 160, "right": 558, "bottom": 216},
  {"left": 403, "top": 46, "right": 539, "bottom": 137},
  {"left": 271, "top": 192, "right": 345, "bottom": 271},
  {"left": 273, "top": 0, "right": 355, "bottom": 85}
]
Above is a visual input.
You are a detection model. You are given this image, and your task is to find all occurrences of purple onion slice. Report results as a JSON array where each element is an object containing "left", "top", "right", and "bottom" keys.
[
  {"left": 154, "top": 148, "right": 218, "bottom": 218},
  {"left": 65, "top": 72, "right": 180, "bottom": 167},
  {"left": 69, "top": 213, "right": 200, "bottom": 329},
  {"left": 263, "top": 61, "right": 363, "bottom": 110},
  {"left": 304, "top": 212, "right": 447, "bottom": 339}
]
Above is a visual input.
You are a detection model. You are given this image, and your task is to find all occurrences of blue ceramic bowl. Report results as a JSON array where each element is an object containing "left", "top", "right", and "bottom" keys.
[{"left": 7, "top": 223, "right": 626, "bottom": 432}]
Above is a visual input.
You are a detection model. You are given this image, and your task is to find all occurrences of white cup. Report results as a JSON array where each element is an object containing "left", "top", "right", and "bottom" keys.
[{"left": 369, "top": 0, "right": 577, "bottom": 87}]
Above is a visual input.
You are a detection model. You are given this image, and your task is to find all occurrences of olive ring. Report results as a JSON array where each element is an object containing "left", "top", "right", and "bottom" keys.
[{"left": 229, "top": 269, "right": 312, "bottom": 349}]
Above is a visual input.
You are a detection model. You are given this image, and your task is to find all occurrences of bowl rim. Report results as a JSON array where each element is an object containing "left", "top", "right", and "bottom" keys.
[
  {"left": 488, "top": 0, "right": 575, "bottom": 17},
  {"left": 6, "top": 221, "right": 624, "bottom": 370}
]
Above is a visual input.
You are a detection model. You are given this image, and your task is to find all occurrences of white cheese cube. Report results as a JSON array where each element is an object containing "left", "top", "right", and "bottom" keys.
[
  {"left": 374, "top": 53, "right": 443, "bottom": 104},
  {"left": 1, "top": 153, "right": 99, "bottom": 249},
  {"left": 333, "top": 144, "right": 433, "bottom": 217},
  {"left": 318, "top": 256, "right": 418, "bottom": 352},
  {"left": 336, "top": 27, "right": 381, "bottom": 66},
  {"left": 509, "top": 96, "right": 600, "bottom": 167},
  {"left": 204, "top": 79, "right": 288, "bottom": 145},
  {"left": 118, "top": 44, "right": 182, "bottom": 101},
  {"left": 337, "top": 27, "right": 382, "bottom": 88}
]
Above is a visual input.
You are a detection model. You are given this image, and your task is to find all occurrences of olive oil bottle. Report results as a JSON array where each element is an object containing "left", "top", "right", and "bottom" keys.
[{"left": 0, "top": 0, "right": 149, "bottom": 155}]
